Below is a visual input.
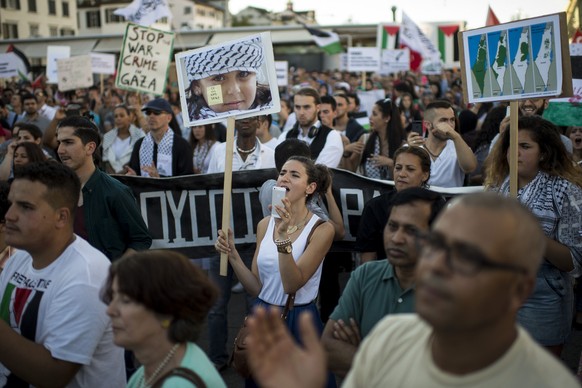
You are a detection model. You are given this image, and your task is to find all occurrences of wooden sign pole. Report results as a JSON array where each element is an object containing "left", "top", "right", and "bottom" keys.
[
  {"left": 509, "top": 100, "right": 519, "bottom": 197},
  {"left": 220, "top": 116, "right": 236, "bottom": 276}
]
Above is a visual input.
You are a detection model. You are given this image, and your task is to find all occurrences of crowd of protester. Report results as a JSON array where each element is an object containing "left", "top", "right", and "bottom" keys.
[{"left": 0, "top": 64, "right": 580, "bottom": 387}]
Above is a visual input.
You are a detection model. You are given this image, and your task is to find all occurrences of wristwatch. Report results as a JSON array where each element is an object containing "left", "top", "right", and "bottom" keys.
[{"left": 277, "top": 243, "right": 292, "bottom": 254}]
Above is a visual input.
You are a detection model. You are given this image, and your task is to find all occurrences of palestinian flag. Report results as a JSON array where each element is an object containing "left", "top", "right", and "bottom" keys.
[
  {"left": 304, "top": 25, "right": 343, "bottom": 55},
  {"left": 6, "top": 44, "right": 31, "bottom": 81},
  {"left": 437, "top": 25, "right": 460, "bottom": 65},
  {"left": 378, "top": 24, "right": 399, "bottom": 49}
]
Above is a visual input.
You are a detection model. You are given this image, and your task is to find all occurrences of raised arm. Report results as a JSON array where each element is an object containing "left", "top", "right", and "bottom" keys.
[{"left": 215, "top": 218, "right": 267, "bottom": 297}]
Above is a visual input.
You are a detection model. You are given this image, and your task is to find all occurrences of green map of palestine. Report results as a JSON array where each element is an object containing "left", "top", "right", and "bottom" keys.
[
  {"left": 520, "top": 40, "right": 529, "bottom": 61},
  {"left": 472, "top": 35, "right": 487, "bottom": 94},
  {"left": 492, "top": 35, "right": 507, "bottom": 78}
]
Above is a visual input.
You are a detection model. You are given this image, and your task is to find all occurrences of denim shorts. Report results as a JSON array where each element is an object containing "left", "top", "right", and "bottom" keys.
[{"left": 517, "top": 262, "right": 574, "bottom": 346}]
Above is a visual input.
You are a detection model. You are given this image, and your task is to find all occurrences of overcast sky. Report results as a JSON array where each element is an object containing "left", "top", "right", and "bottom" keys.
[{"left": 228, "top": 0, "right": 570, "bottom": 30}]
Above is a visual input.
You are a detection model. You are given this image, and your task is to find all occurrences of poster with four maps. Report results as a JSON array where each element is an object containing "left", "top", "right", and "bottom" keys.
[{"left": 463, "top": 14, "right": 563, "bottom": 103}]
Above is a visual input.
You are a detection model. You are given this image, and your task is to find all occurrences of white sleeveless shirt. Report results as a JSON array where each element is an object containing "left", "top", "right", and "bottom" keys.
[{"left": 257, "top": 214, "right": 324, "bottom": 305}]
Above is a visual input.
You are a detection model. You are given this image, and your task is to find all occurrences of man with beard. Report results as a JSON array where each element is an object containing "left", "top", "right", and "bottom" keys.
[
  {"left": 408, "top": 100, "right": 476, "bottom": 187},
  {"left": 322, "top": 188, "right": 445, "bottom": 379},
  {"left": 490, "top": 98, "right": 573, "bottom": 153},
  {"left": 277, "top": 88, "right": 343, "bottom": 168}
]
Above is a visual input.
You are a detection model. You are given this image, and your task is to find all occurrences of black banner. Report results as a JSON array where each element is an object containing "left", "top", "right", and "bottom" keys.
[{"left": 114, "top": 169, "right": 395, "bottom": 258}]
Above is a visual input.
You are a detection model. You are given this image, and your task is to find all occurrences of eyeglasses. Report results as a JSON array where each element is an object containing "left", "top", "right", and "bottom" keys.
[
  {"left": 144, "top": 110, "right": 163, "bottom": 116},
  {"left": 415, "top": 231, "right": 528, "bottom": 276}
]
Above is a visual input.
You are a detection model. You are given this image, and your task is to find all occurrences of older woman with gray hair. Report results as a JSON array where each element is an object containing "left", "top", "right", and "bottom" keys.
[{"left": 184, "top": 36, "right": 272, "bottom": 121}]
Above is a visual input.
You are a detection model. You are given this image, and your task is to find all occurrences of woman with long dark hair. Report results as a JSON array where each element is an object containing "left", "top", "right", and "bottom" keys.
[
  {"left": 352, "top": 99, "right": 406, "bottom": 180},
  {"left": 484, "top": 115, "right": 582, "bottom": 357},
  {"left": 189, "top": 124, "right": 218, "bottom": 174}
]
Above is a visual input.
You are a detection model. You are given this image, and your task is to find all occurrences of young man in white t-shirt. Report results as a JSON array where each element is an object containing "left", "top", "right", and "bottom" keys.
[{"left": 0, "top": 161, "right": 125, "bottom": 387}]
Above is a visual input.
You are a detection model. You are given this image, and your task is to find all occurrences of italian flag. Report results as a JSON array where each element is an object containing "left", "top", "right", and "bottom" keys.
[
  {"left": 378, "top": 24, "right": 399, "bottom": 49},
  {"left": 438, "top": 25, "right": 460, "bottom": 65},
  {"left": 304, "top": 25, "right": 343, "bottom": 55}
]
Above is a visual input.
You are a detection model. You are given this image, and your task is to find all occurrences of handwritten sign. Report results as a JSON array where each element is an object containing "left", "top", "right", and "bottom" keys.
[
  {"left": 91, "top": 53, "right": 116, "bottom": 75},
  {"left": 47, "top": 46, "right": 71, "bottom": 84},
  {"left": 57, "top": 55, "right": 94, "bottom": 91},
  {"left": 207, "top": 85, "right": 223, "bottom": 105},
  {"left": 348, "top": 47, "right": 380, "bottom": 72},
  {"left": 275, "top": 61, "right": 288, "bottom": 87},
  {"left": 116, "top": 23, "right": 174, "bottom": 96}
]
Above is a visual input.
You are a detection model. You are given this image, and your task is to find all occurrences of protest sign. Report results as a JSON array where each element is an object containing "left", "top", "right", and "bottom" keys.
[
  {"left": 175, "top": 32, "right": 281, "bottom": 127},
  {"left": 0, "top": 53, "right": 25, "bottom": 79},
  {"left": 348, "top": 47, "right": 380, "bottom": 72},
  {"left": 460, "top": 13, "right": 572, "bottom": 104},
  {"left": 275, "top": 60, "right": 288, "bottom": 87},
  {"left": 91, "top": 53, "right": 116, "bottom": 75},
  {"left": 116, "top": 23, "right": 174, "bottom": 95},
  {"left": 380, "top": 49, "right": 410, "bottom": 75},
  {"left": 57, "top": 55, "right": 93, "bottom": 92},
  {"left": 47, "top": 46, "right": 70, "bottom": 84}
]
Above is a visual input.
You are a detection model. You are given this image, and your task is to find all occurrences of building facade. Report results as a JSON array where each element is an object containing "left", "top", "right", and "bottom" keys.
[{"left": 0, "top": 0, "right": 77, "bottom": 39}]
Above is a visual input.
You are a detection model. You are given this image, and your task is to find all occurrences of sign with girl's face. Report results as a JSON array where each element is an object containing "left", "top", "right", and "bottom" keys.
[{"left": 175, "top": 32, "right": 280, "bottom": 126}]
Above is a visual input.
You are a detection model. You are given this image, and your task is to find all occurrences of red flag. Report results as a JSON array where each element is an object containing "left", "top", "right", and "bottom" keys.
[
  {"left": 486, "top": 6, "right": 500, "bottom": 26},
  {"left": 573, "top": 28, "right": 582, "bottom": 44}
]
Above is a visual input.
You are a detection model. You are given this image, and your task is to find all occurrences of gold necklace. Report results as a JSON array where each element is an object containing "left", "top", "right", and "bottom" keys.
[{"left": 286, "top": 211, "right": 310, "bottom": 235}]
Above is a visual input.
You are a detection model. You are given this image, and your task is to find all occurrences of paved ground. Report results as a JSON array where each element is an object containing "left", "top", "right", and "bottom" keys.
[{"left": 196, "top": 277, "right": 582, "bottom": 387}]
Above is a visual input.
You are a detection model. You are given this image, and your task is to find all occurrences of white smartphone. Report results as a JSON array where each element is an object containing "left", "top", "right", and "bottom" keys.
[
  {"left": 506, "top": 106, "right": 510, "bottom": 118},
  {"left": 271, "top": 186, "right": 286, "bottom": 218}
]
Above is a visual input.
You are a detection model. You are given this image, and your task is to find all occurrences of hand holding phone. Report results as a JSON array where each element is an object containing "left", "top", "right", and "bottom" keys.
[
  {"left": 411, "top": 121, "right": 424, "bottom": 136},
  {"left": 271, "top": 187, "right": 286, "bottom": 218}
]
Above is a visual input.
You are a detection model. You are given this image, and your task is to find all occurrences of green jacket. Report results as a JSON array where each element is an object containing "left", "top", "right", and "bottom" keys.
[{"left": 82, "top": 168, "right": 151, "bottom": 260}]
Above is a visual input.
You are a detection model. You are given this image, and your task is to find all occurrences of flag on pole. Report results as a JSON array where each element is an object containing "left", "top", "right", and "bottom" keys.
[
  {"left": 303, "top": 25, "right": 343, "bottom": 55},
  {"left": 486, "top": 6, "right": 500, "bottom": 26},
  {"left": 6, "top": 45, "right": 31, "bottom": 81},
  {"left": 437, "top": 24, "right": 460, "bottom": 64},
  {"left": 114, "top": 0, "right": 172, "bottom": 26},
  {"left": 399, "top": 12, "right": 442, "bottom": 73},
  {"left": 378, "top": 24, "right": 400, "bottom": 49}
]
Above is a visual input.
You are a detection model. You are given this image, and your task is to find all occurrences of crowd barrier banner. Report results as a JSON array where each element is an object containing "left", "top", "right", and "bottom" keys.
[
  {"left": 115, "top": 169, "right": 483, "bottom": 259},
  {"left": 114, "top": 168, "right": 396, "bottom": 258}
]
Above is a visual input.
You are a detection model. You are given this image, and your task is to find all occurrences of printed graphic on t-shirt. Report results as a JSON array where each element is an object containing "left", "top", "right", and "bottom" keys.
[{"left": 0, "top": 272, "right": 50, "bottom": 387}]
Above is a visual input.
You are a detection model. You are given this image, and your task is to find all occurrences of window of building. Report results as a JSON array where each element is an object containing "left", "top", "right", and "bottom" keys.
[
  {"left": 196, "top": 8, "right": 206, "bottom": 17},
  {"left": 48, "top": 0, "right": 56, "bottom": 15},
  {"left": 158, "top": 17, "right": 168, "bottom": 23},
  {"left": 105, "top": 9, "right": 123, "bottom": 23},
  {"left": 1, "top": 0, "right": 21, "bottom": 10},
  {"left": 2, "top": 23, "right": 19, "bottom": 38},
  {"left": 86, "top": 10, "right": 101, "bottom": 28},
  {"left": 49, "top": 26, "right": 58, "bottom": 36},
  {"left": 29, "top": 23, "right": 39, "bottom": 37},
  {"left": 184, "top": 6, "right": 191, "bottom": 14},
  {"left": 60, "top": 28, "right": 74, "bottom": 36},
  {"left": 27, "top": 0, "right": 36, "bottom": 12},
  {"left": 62, "top": 1, "right": 69, "bottom": 17}
]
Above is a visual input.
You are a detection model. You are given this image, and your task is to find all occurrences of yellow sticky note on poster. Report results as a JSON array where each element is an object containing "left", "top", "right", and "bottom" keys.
[{"left": 207, "top": 85, "right": 223, "bottom": 106}]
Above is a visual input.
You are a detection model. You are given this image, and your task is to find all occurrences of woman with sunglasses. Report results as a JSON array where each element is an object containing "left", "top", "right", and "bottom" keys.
[
  {"left": 484, "top": 115, "right": 582, "bottom": 357},
  {"left": 102, "top": 105, "right": 145, "bottom": 174}
]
